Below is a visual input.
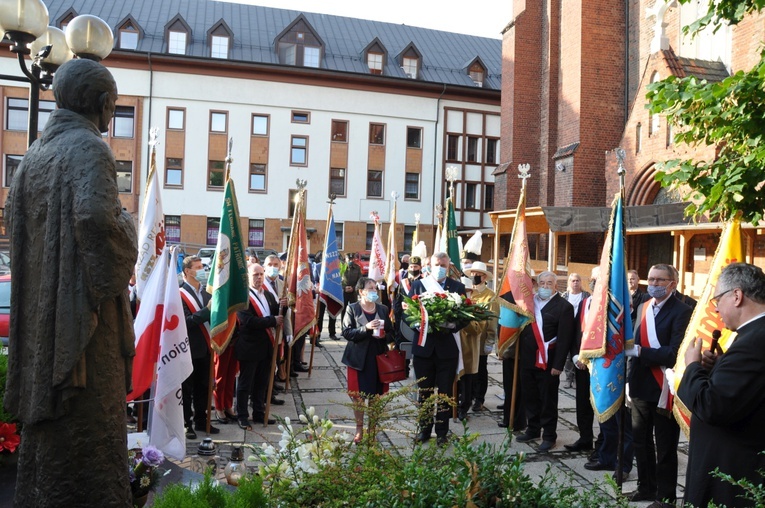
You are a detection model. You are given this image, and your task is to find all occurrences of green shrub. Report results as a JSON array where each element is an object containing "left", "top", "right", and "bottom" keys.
[
  {"left": 0, "top": 354, "right": 13, "bottom": 423},
  {"left": 151, "top": 472, "right": 267, "bottom": 508}
]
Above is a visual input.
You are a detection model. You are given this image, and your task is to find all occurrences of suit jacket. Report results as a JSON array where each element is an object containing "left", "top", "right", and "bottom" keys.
[
  {"left": 340, "top": 302, "right": 393, "bottom": 371},
  {"left": 630, "top": 289, "right": 649, "bottom": 321},
  {"left": 629, "top": 295, "right": 692, "bottom": 402},
  {"left": 562, "top": 290, "right": 590, "bottom": 357},
  {"left": 180, "top": 281, "right": 212, "bottom": 359},
  {"left": 235, "top": 289, "right": 279, "bottom": 362},
  {"left": 408, "top": 276, "right": 466, "bottom": 359},
  {"left": 679, "top": 315, "right": 765, "bottom": 508},
  {"left": 519, "top": 293, "right": 575, "bottom": 371}
]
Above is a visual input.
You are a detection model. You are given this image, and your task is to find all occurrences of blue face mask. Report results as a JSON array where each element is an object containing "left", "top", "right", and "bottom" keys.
[
  {"left": 537, "top": 287, "right": 554, "bottom": 300},
  {"left": 365, "top": 291, "right": 379, "bottom": 303},
  {"left": 265, "top": 266, "right": 280, "bottom": 279},
  {"left": 647, "top": 285, "right": 667, "bottom": 299},
  {"left": 433, "top": 266, "right": 448, "bottom": 280},
  {"left": 192, "top": 270, "right": 207, "bottom": 284}
]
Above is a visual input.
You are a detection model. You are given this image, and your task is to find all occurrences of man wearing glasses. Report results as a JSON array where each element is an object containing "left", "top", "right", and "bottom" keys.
[
  {"left": 625, "top": 264, "right": 692, "bottom": 507},
  {"left": 679, "top": 263, "right": 765, "bottom": 508}
]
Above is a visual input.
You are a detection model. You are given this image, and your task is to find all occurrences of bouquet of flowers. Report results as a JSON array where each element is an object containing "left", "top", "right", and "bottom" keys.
[
  {"left": 129, "top": 445, "right": 166, "bottom": 500},
  {"left": 402, "top": 291, "right": 497, "bottom": 333}
]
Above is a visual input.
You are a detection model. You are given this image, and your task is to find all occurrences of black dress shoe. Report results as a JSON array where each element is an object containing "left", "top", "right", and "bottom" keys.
[
  {"left": 328, "top": 334, "right": 337, "bottom": 339},
  {"left": 457, "top": 409, "right": 468, "bottom": 422},
  {"left": 497, "top": 403, "right": 505, "bottom": 410},
  {"left": 625, "top": 490, "right": 655, "bottom": 502},
  {"left": 414, "top": 431, "right": 431, "bottom": 444},
  {"left": 584, "top": 460, "right": 611, "bottom": 471},
  {"left": 252, "top": 415, "right": 277, "bottom": 425},
  {"left": 564, "top": 440, "right": 593, "bottom": 452},
  {"left": 472, "top": 402, "right": 485, "bottom": 412},
  {"left": 185, "top": 426, "right": 197, "bottom": 440},
  {"left": 290, "top": 370, "right": 298, "bottom": 377},
  {"left": 270, "top": 396, "right": 285, "bottom": 405},
  {"left": 195, "top": 423, "right": 220, "bottom": 434},
  {"left": 515, "top": 432, "right": 539, "bottom": 443},
  {"left": 498, "top": 422, "right": 509, "bottom": 428},
  {"left": 293, "top": 364, "right": 310, "bottom": 373},
  {"left": 588, "top": 450, "right": 599, "bottom": 462},
  {"left": 436, "top": 435, "right": 449, "bottom": 446},
  {"left": 538, "top": 440, "right": 555, "bottom": 452}
]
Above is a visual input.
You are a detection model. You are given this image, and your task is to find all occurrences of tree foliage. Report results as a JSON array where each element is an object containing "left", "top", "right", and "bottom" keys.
[{"left": 647, "top": 0, "right": 765, "bottom": 225}]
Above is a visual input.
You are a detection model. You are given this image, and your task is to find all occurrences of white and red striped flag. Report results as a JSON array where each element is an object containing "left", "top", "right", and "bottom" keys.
[
  {"left": 135, "top": 130, "right": 165, "bottom": 300},
  {"left": 368, "top": 212, "right": 386, "bottom": 282}
]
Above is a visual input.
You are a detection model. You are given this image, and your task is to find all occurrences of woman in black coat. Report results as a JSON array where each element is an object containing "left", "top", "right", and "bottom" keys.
[{"left": 342, "top": 277, "right": 394, "bottom": 443}]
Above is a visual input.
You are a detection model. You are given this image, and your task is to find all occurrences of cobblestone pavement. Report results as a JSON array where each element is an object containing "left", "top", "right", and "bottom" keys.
[{"left": 129, "top": 330, "right": 689, "bottom": 507}]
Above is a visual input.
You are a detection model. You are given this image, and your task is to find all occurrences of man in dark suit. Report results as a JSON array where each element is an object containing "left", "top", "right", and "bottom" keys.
[
  {"left": 235, "top": 263, "right": 283, "bottom": 428},
  {"left": 679, "top": 263, "right": 765, "bottom": 508},
  {"left": 408, "top": 252, "right": 466, "bottom": 446},
  {"left": 562, "top": 272, "right": 593, "bottom": 452},
  {"left": 629, "top": 269, "right": 649, "bottom": 321},
  {"left": 179, "top": 255, "right": 218, "bottom": 438},
  {"left": 515, "top": 271, "right": 575, "bottom": 452},
  {"left": 626, "top": 263, "right": 692, "bottom": 506}
]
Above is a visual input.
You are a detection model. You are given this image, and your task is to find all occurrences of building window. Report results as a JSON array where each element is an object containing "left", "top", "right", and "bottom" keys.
[
  {"left": 112, "top": 106, "right": 135, "bottom": 138},
  {"left": 402, "top": 57, "right": 418, "bottom": 78},
  {"left": 636, "top": 123, "right": 642, "bottom": 154},
  {"left": 484, "top": 184, "right": 494, "bottom": 210},
  {"left": 211, "top": 35, "right": 229, "bottom": 59},
  {"left": 249, "top": 164, "right": 266, "bottom": 191},
  {"left": 165, "top": 158, "right": 183, "bottom": 187},
  {"left": 208, "top": 160, "right": 225, "bottom": 189},
  {"left": 331, "top": 120, "right": 347, "bottom": 142},
  {"left": 366, "top": 224, "right": 375, "bottom": 250},
  {"left": 469, "top": 63, "right": 484, "bottom": 87},
  {"left": 407, "top": 127, "right": 422, "bottom": 148},
  {"left": 367, "top": 170, "right": 383, "bottom": 198},
  {"left": 248, "top": 219, "right": 265, "bottom": 247},
  {"left": 279, "top": 43, "right": 297, "bottom": 65},
  {"left": 3, "top": 155, "right": 22, "bottom": 187},
  {"left": 404, "top": 172, "right": 419, "bottom": 200},
  {"left": 116, "top": 161, "right": 132, "bottom": 193},
  {"left": 335, "top": 222, "right": 344, "bottom": 250},
  {"left": 368, "top": 52, "right": 383, "bottom": 74},
  {"left": 288, "top": 189, "right": 306, "bottom": 218},
  {"left": 167, "top": 108, "right": 185, "bottom": 130},
  {"left": 291, "top": 111, "right": 310, "bottom": 124},
  {"left": 207, "top": 217, "right": 220, "bottom": 245},
  {"left": 465, "top": 183, "right": 477, "bottom": 209},
  {"left": 467, "top": 137, "right": 479, "bottom": 162},
  {"left": 119, "top": 22, "right": 139, "bottom": 50},
  {"left": 650, "top": 72, "right": 661, "bottom": 136},
  {"left": 252, "top": 114, "right": 268, "bottom": 136},
  {"left": 165, "top": 215, "right": 181, "bottom": 243},
  {"left": 5, "top": 98, "right": 55, "bottom": 131},
  {"left": 369, "top": 123, "right": 385, "bottom": 145},
  {"left": 168, "top": 31, "right": 186, "bottom": 54},
  {"left": 404, "top": 225, "right": 416, "bottom": 252},
  {"left": 210, "top": 111, "right": 227, "bottom": 133},
  {"left": 290, "top": 136, "right": 308, "bottom": 166},
  {"left": 304, "top": 46, "right": 320, "bottom": 67},
  {"left": 329, "top": 168, "right": 346, "bottom": 196},
  {"left": 447, "top": 135, "right": 460, "bottom": 161},
  {"left": 486, "top": 138, "right": 498, "bottom": 164}
]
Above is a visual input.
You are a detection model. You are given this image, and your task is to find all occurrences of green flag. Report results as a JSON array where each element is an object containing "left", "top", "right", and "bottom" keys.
[
  {"left": 206, "top": 178, "right": 249, "bottom": 354},
  {"left": 445, "top": 196, "right": 461, "bottom": 272}
]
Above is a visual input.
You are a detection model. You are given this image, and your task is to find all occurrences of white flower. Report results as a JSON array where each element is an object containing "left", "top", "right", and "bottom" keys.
[
  {"left": 306, "top": 407, "right": 315, "bottom": 419},
  {"left": 312, "top": 415, "right": 319, "bottom": 425},
  {"left": 299, "top": 414, "right": 309, "bottom": 424},
  {"left": 448, "top": 292, "right": 462, "bottom": 306}
]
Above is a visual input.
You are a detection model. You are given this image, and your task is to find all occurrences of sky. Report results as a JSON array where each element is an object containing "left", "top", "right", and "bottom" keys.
[{"left": 226, "top": 0, "right": 512, "bottom": 39}]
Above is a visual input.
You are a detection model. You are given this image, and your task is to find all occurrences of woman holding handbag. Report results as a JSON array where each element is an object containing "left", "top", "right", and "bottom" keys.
[{"left": 341, "top": 277, "right": 394, "bottom": 443}]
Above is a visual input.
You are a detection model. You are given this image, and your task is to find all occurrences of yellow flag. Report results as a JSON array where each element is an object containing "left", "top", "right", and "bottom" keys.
[{"left": 672, "top": 219, "right": 742, "bottom": 436}]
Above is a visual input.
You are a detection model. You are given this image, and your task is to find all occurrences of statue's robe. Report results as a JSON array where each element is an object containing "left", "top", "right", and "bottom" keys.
[{"left": 5, "top": 108, "right": 137, "bottom": 507}]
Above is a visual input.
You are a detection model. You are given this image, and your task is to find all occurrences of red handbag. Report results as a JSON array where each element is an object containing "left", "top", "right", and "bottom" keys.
[{"left": 376, "top": 349, "right": 407, "bottom": 384}]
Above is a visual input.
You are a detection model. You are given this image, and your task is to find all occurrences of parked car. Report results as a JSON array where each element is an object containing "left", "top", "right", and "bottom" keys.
[
  {"left": 197, "top": 248, "right": 215, "bottom": 269},
  {"left": 0, "top": 274, "right": 10, "bottom": 349},
  {"left": 357, "top": 251, "right": 370, "bottom": 275},
  {"left": 250, "top": 248, "right": 278, "bottom": 262},
  {"left": 0, "top": 250, "right": 10, "bottom": 275}
]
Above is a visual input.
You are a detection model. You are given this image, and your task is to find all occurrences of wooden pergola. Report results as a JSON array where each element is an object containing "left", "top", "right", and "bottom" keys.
[{"left": 488, "top": 205, "right": 764, "bottom": 295}]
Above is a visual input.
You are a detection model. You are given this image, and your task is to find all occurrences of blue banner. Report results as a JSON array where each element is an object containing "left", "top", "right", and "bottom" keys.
[{"left": 319, "top": 213, "right": 344, "bottom": 318}]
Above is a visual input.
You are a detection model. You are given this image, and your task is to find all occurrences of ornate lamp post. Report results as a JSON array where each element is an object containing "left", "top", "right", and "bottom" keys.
[{"left": 0, "top": 0, "right": 113, "bottom": 146}]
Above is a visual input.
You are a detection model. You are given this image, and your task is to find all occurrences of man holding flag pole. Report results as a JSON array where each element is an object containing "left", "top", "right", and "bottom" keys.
[{"left": 206, "top": 139, "right": 249, "bottom": 432}]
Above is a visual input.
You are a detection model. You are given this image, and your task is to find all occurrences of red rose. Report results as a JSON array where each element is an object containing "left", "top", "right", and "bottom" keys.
[
  {"left": 465, "top": 298, "right": 473, "bottom": 305},
  {"left": 439, "top": 294, "right": 447, "bottom": 299},
  {"left": 412, "top": 294, "right": 419, "bottom": 301},
  {"left": 0, "top": 423, "right": 20, "bottom": 454}
]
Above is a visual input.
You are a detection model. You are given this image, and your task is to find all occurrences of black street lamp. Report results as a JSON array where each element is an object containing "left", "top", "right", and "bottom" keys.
[{"left": 0, "top": 1, "right": 113, "bottom": 147}]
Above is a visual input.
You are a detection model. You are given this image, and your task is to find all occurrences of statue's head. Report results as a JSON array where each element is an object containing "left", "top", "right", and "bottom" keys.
[{"left": 53, "top": 59, "right": 118, "bottom": 133}]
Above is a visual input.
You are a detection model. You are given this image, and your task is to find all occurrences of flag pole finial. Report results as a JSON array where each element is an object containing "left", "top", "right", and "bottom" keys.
[
  {"left": 327, "top": 193, "right": 337, "bottom": 205},
  {"left": 614, "top": 148, "right": 626, "bottom": 189},
  {"left": 518, "top": 163, "right": 530, "bottom": 191},
  {"left": 148, "top": 127, "right": 159, "bottom": 148},
  {"left": 391, "top": 190, "right": 399, "bottom": 201},
  {"left": 445, "top": 165, "right": 459, "bottom": 198}
]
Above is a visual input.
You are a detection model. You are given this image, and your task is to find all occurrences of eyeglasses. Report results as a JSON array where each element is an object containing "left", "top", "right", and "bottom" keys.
[
  {"left": 710, "top": 288, "right": 733, "bottom": 307},
  {"left": 647, "top": 277, "right": 672, "bottom": 284}
]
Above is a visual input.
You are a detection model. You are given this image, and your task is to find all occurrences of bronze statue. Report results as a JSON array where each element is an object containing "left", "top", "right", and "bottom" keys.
[{"left": 5, "top": 59, "right": 137, "bottom": 507}]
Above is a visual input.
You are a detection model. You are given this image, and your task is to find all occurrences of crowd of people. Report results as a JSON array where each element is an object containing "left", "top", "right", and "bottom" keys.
[{"left": 124, "top": 241, "right": 765, "bottom": 508}]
